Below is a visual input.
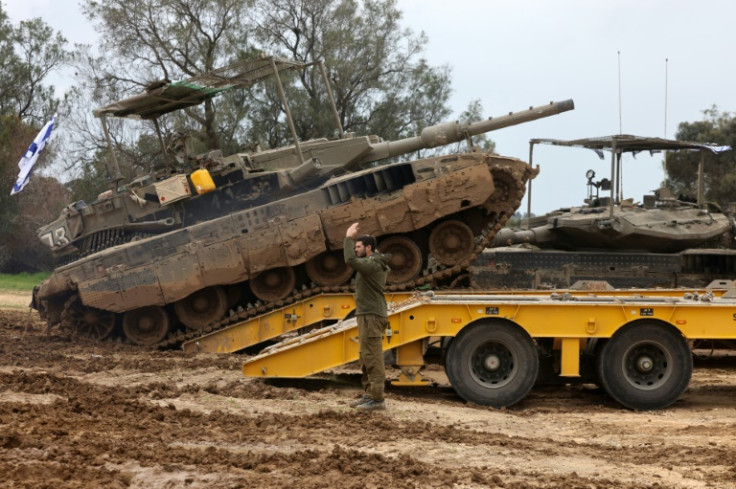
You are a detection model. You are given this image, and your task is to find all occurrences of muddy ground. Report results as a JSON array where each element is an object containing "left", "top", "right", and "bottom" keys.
[{"left": 3, "top": 298, "right": 736, "bottom": 489}]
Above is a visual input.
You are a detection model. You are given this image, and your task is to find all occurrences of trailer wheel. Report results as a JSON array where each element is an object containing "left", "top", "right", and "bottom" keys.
[
  {"left": 445, "top": 321, "right": 538, "bottom": 408},
  {"left": 597, "top": 322, "right": 692, "bottom": 410}
]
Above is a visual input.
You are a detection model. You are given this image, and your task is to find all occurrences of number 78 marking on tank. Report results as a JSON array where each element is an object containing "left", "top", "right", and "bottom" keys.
[{"left": 39, "top": 224, "right": 70, "bottom": 249}]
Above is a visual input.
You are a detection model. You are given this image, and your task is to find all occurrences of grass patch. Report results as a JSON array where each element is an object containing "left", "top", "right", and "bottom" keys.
[{"left": 0, "top": 272, "right": 50, "bottom": 291}]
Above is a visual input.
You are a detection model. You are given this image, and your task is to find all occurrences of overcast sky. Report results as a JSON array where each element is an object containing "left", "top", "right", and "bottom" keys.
[{"left": 6, "top": 0, "right": 736, "bottom": 214}]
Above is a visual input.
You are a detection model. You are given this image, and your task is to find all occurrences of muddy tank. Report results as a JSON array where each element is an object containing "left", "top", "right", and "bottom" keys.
[
  {"left": 32, "top": 56, "right": 574, "bottom": 345},
  {"left": 474, "top": 135, "right": 736, "bottom": 289}
]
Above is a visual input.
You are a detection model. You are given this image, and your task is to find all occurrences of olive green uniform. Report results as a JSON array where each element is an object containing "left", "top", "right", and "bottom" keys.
[{"left": 344, "top": 237, "right": 391, "bottom": 401}]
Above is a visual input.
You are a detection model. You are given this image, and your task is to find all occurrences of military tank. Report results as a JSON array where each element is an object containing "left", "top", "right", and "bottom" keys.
[
  {"left": 32, "top": 55, "right": 574, "bottom": 345},
  {"left": 473, "top": 135, "right": 736, "bottom": 289}
]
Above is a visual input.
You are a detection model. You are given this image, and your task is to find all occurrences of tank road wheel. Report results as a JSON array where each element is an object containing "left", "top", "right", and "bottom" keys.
[
  {"left": 305, "top": 250, "right": 354, "bottom": 286},
  {"left": 62, "top": 298, "right": 116, "bottom": 340},
  {"left": 379, "top": 236, "right": 423, "bottom": 285},
  {"left": 597, "top": 322, "right": 692, "bottom": 410},
  {"left": 250, "top": 267, "right": 297, "bottom": 302},
  {"left": 429, "top": 220, "right": 475, "bottom": 266},
  {"left": 174, "top": 286, "right": 228, "bottom": 330},
  {"left": 122, "top": 306, "right": 170, "bottom": 346},
  {"left": 445, "top": 321, "right": 539, "bottom": 408}
]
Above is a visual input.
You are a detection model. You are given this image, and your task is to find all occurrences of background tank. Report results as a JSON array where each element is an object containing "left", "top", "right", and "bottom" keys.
[
  {"left": 32, "top": 55, "right": 574, "bottom": 345},
  {"left": 473, "top": 135, "right": 736, "bottom": 289}
]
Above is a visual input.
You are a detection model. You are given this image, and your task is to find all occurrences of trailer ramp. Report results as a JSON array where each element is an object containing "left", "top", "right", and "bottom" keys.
[{"left": 242, "top": 293, "right": 433, "bottom": 382}]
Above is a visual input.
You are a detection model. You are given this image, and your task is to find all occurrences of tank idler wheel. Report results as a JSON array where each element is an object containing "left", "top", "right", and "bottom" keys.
[
  {"left": 445, "top": 320, "right": 539, "bottom": 408},
  {"left": 305, "top": 250, "right": 354, "bottom": 286},
  {"left": 429, "top": 220, "right": 475, "bottom": 266},
  {"left": 250, "top": 267, "right": 297, "bottom": 302},
  {"left": 379, "top": 236, "right": 423, "bottom": 285},
  {"left": 597, "top": 322, "right": 692, "bottom": 410},
  {"left": 122, "top": 306, "right": 170, "bottom": 346},
  {"left": 64, "top": 299, "right": 116, "bottom": 340},
  {"left": 174, "top": 286, "right": 228, "bottom": 330}
]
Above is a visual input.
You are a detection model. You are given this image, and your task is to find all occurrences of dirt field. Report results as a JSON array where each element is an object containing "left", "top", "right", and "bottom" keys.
[
  {"left": 3, "top": 293, "right": 736, "bottom": 488},
  {"left": 0, "top": 291, "right": 32, "bottom": 310}
]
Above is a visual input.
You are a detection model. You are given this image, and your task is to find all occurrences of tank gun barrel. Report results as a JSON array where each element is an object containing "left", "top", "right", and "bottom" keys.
[
  {"left": 489, "top": 226, "right": 555, "bottom": 248},
  {"left": 358, "top": 99, "right": 574, "bottom": 168}
]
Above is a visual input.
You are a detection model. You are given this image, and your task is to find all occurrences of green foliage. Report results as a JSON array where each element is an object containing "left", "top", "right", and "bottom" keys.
[
  {"left": 0, "top": 122, "right": 69, "bottom": 271},
  {"left": 505, "top": 211, "right": 535, "bottom": 230},
  {"left": 0, "top": 3, "right": 70, "bottom": 273},
  {"left": 458, "top": 99, "right": 496, "bottom": 154},
  {"left": 76, "top": 0, "right": 460, "bottom": 169},
  {"left": 665, "top": 106, "right": 736, "bottom": 211},
  {"left": 82, "top": 0, "right": 252, "bottom": 150},
  {"left": 248, "top": 0, "right": 453, "bottom": 150},
  {"left": 65, "top": 149, "right": 113, "bottom": 204},
  {"left": 0, "top": 9, "right": 67, "bottom": 121},
  {"left": 0, "top": 271, "right": 50, "bottom": 291}
]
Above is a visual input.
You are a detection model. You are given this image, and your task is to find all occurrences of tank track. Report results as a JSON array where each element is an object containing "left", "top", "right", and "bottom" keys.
[
  {"left": 56, "top": 164, "right": 529, "bottom": 350},
  {"left": 155, "top": 165, "right": 528, "bottom": 349}
]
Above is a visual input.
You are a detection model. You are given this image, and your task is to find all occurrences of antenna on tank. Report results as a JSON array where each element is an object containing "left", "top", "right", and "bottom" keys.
[
  {"left": 663, "top": 58, "right": 669, "bottom": 180},
  {"left": 616, "top": 51, "right": 624, "bottom": 202},
  {"left": 664, "top": 58, "right": 669, "bottom": 138},
  {"left": 617, "top": 51, "right": 623, "bottom": 135}
]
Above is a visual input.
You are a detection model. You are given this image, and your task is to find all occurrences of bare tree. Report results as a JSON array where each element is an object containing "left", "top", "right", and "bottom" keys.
[
  {"left": 248, "top": 0, "right": 453, "bottom": 147},
  {"left": 0, "top": 8, "right": 68, "bottom": 122},
  {"left": 83, "top": 0, "right": 253, "bottom": 149}
]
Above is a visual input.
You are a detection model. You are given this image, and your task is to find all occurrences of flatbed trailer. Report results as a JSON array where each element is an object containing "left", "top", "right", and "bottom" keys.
[
  {"left": 239, "top": 286, "right": 736, "bottom": 410},
  {"left": 182, "top": 283, "right": 731, "bottom": 354}
]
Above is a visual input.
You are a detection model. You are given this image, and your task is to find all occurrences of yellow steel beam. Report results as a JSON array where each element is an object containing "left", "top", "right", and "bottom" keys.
[
  {"left": 393, "top": 340, "right": 430, "bottom": 386},
  {"left": 244, "top": 320, "right": 362, "bottom": 377},
  {"left": 181, "top": 292, "right": 412, "bottom": 353},
  {"left": 185, "top": 285, "right": 731, "bottom": 354},
  {"left": 242, "top": 304, "right": 430, "bottom": 378},
  {"left": 560, "top": 338, "right": 581, "bottom": 377}
]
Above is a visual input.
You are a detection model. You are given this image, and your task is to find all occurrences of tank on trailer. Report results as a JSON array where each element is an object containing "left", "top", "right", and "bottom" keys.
[{"left": 475, "top": 135, "right": 735, "bottom": 289}]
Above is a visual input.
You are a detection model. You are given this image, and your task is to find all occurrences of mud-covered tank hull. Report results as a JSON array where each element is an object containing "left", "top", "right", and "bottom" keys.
[
  {"left": 470, "top": 247, "right": 736, "bottom": 290},
  {"left": 32, "top": 58, "right": 575, "bottom": 345},
  {"left": 35, "top": 153, "right": 535, "bottom": 343}
]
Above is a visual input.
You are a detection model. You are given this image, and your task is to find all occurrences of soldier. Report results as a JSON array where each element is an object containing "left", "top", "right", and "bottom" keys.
[{"left": 344, "top": 222, "right": 391, "bottom": 412}]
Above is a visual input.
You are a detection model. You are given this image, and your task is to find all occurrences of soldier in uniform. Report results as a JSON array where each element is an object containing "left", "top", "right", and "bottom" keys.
[{"left": 344, "top": 222, "right": 391, "bottom": 412}]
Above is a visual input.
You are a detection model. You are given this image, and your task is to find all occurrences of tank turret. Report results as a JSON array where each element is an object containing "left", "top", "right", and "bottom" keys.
[
  {"left": 33, "top": 56, "right": 574, "bottom": 346},
  {"left": 473, "top": 135, "right": 735, "bottom": 291},
  {"left": 38, "top": 95, "right": 573, "bottom": 265},
  {"left": 491, "top": 135, "right": 733, "bottom": 253},
  {"left": 491, "top": 194, "right": 732, "bottom": 253}
]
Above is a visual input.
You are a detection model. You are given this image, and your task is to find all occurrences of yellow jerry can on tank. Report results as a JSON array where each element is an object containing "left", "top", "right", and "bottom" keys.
[{"left": 191, "top": 168, "right": 216, "bottom": 194}]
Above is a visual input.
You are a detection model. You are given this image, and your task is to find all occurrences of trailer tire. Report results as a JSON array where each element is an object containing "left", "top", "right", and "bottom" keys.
[
  {"left": 445, "top": 320, "right": 538, "bottom": 408},
  {"left": 597, "top": 322, "right": 692, "bottom": 410}
]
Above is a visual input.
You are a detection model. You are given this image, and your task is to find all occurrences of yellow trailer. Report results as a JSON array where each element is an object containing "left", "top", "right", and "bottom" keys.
[
  {"left": 182, "top": 283, "right": 731, "bottom": 354},
  {"left": 241, "top": 288, "right": 736, "bottom": 411}
]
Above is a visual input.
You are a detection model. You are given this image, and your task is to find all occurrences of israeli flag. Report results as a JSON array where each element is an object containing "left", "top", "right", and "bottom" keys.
[{"left": 10, "top": 115, "right": 56, "bottom": 196}]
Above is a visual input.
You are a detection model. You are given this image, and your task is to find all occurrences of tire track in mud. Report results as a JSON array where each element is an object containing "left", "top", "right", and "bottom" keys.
[
  {"left": 0, "top": 371, "right": 581, "bottom": 489},
  {"left": 5, "top": 310, "right": 736, "bottom": 488},
  {"left": 3, "top": 370, "right": 736, "bottom": 489}
]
